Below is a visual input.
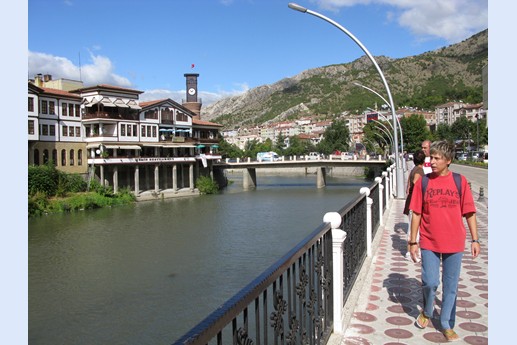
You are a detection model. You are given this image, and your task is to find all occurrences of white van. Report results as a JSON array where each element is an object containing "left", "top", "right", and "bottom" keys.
[{"left": 257, "top": 151, "right": 280, "bottom": 162}]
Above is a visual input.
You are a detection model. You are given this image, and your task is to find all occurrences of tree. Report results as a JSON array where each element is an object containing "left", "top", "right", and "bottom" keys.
[
  {"left": 400, "top": 115, "right": 431, "bottom": 152},
  {"left": 316, "top": 119, "right": 350, "bottom": 154},
  {"left": 218, "top": 137, "right": 243, "bottom": 159}
]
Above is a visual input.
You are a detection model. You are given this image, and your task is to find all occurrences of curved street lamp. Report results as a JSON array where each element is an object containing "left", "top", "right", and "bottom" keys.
[
  {"left": 288, "top": 3, "right": 405, "bottom": 198},
  {"left": 359, "top": 83, "right": 405, "bottom": 166},
  {"left": 371, "top": 119, "right": 395, "bottom": 151}
]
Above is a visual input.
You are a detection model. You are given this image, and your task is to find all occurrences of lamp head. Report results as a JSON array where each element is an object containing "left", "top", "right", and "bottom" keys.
[{"left": 288, "top": 3, "right": 307, "bottom": 13}]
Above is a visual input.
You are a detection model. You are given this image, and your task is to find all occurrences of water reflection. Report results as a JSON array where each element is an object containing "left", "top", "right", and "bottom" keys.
[{"left": 29, "top": 174, "right": 369, "bottom": 344}]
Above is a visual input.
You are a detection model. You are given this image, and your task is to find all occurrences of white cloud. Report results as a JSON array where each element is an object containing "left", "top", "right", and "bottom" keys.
[
  {"left": 28, "top": 50, "right": 132, "bottom": 87},
  {"left": 312, "top": 0, "right": 487, "bottom": 43},
  {"left": 140, "top": 84, "right": 249, "bottom": 106},
  {"left": 28, "top": 50, "right": 247, "bottom": 105}
]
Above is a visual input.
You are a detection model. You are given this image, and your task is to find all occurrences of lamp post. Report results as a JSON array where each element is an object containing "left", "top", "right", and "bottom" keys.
[
  {"left": 371, "top": 119, "right": 395, "bottom": 152},
  {"left": 475, "top": 114, "right": 479, "bottom": 152},
  {"left": 359, "top": 83, "right": 405, "bottom": 163},
  {"left": 288, "top": 3, "right": 405, "bottom": 198}
]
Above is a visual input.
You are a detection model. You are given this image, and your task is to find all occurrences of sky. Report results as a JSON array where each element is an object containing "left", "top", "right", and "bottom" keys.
[{"left": 27, "top": 0, "right": 488, "bottom": 106}]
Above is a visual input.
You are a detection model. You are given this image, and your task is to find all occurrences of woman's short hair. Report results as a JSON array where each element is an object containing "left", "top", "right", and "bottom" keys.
[
  {"left": 430, "top": 140, "right": 454, "bottom": 161},
  {"left": 413, "top": 150, "right": 426, "bottom": 165}
]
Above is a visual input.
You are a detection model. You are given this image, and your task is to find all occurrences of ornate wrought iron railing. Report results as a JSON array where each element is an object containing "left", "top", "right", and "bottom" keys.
[
  {"left": 173, "top": 222, "right": 334, "bottom": 345},
  {"left": 172, "top": 174, "right": 389, "bottom": 345}
]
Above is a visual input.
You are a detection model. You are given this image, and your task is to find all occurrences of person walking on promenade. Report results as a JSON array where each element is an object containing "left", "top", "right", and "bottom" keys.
[
  {"left": 403, "top": 149, "right": 426, "bottom": 261},
  {"left": 421, "top": 140, "right": 432, "bottom": 175},
  {"left": 408, "top": 140, "right": 481, "bottom": 342}
]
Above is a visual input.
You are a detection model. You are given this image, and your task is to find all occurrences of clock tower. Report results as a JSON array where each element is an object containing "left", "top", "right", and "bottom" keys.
[{"left": 183, "top": 73, "right": 202, "bottom": 119}]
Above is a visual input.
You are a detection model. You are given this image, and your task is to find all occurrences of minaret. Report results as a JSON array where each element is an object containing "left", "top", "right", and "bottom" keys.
[{"left": 183, "top": 73, "right": 202, "bottom": 120}]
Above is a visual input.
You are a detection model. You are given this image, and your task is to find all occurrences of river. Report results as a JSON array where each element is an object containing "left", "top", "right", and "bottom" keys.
[{"left": 29, "top": 172, "right": 370, "bottom": 345}]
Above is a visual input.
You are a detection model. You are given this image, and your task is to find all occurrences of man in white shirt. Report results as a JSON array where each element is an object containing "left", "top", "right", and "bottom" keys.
[{"left": 422, "top": 140, "right": 432, "bottom": 174}]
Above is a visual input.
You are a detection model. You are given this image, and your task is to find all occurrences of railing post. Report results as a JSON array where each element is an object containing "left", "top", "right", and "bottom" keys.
[
  {"left": 387, "top": 167, "right": 393, "bottom": 197},
  {"left": 375, "top": 177, "right": 384, "bottom": 226},
  {"left": 324, "top": 211, "right": 345, "bottom": 334},
  {"left": 360, "top": 187, "right": 373, "bottom": 257},
  {"left": 383, "top": 171, "right": 390, "bottom": 206}
]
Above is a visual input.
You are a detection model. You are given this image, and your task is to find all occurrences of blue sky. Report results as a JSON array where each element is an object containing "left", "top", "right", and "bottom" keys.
[{"left": 27, "top": 0, "right": 488, "bottom": 105}]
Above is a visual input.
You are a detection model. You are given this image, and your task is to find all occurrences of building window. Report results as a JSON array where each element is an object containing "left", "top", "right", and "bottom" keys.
[
  {"left": 133, "top": 125, "right": 137, "bottom": 137},
  {"left": 41, "top": 124, "right": 49, "bottom": 136},
  {"left": 69, "top": 150, "right": 74, "bottom": 166},
  {"left": 52, "top": 150, "right": 57, "bottom": 166},
  {"left": 141, "top": 126, "right": 146, "bottom": 137},
  {"left": 75, "top": 104, "right": 80, "bottom": 117},
  {"left": 69, "top": 126, "right": 74, "bottom": 137},
  {"left": 121, "top": 124, "right": 126, "bottom": 136},
  {"left": 152, "top": 126, "right": 157, "bottom": 137},
  {"left": 62, "top": 125, "right": 68, "bottom": 137},
  {"left": 49, "top": 101, "right": 55, "bottom": 115},
  {"left": 41, "top": 100, "right": 48, "bottom": 114},
  {"left": 34, "top": 149, "right": 40, "bottom": 165},
  {"left": 176, "top": 112, "right": 188, "bottom": 122},
  {"left": 28, "top": 120, "right": 35, "bottom": 135},
  {"left": 61, "top": 149, "right": 66, "bottom": 166},
  {"left": 28, "top": 97, "right": 34, "bottom": 112},
  {"left": 49, "top": 124, "right": 55, "bottom": 136},
  {"left": 78, "top": 150, "right": 83, "bottom": 166},
  {"left": 43, "top": 150, "right": 49, "bottom": 164},
  {"left": 147, "top": 126, "right": 151, "bottom": 137},
  {"left": 75, "top": 127, "right": 81, "bottom": 137},
  {"left": 62, "top": 103, "right": 68, "bottom": 116},
  {"left": 69, "top": 104, "right": 74, "bottom": 117}
]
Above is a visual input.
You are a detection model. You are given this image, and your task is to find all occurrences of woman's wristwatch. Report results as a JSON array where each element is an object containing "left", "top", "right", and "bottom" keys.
[{"left": 471, "top": 239, "right": 480, "bottom": 243}]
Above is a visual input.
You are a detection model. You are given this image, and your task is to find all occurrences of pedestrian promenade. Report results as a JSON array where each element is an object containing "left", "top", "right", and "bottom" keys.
[{"left": 338, "top": 189, "right": 488, "bottom": 344}]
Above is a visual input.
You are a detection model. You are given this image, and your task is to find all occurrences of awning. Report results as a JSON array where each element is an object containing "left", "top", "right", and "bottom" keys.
[
  {"left": 159, "top": 128, "right": 173, "bottom": 132},
  {"left": 101, "top": 98, "right": 116, "bottom": 107},
  {"left": 196, "top": 144, "right": 206, "bottom": 148},
  {"left": 114, "top": 99, "right": 129, "bottom": 108},
  {"left": 86, "top": 143, "right": 100, "bottom": 148},
  {"left": 127, "top": 100, "right": 142, "bottom": 110},
  {"left": 211, "top": 144, "right": 219, "bottom": 148},
  {"left": 105, "top": 145, "right": 142, "bottom": 150}
]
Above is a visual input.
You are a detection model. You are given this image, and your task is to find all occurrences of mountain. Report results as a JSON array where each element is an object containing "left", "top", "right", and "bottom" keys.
[{"left": 201, "top": 29, "right": 487, "bottom": 130}]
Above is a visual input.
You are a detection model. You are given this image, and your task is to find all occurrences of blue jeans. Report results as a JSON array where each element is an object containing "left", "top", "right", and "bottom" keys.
[{"left": 420, "top": 249, "right": 463, "bottom": 330}]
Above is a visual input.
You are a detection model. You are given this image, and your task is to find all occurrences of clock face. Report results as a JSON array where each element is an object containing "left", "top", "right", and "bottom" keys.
[{"left": 188, "top": 88, "right": 196, "bottom": 96}]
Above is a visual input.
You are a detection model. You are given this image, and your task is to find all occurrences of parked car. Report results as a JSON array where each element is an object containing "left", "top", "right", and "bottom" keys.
[
  {"left": 456, "top": 153, "right": 468, "bottom": 161},
  {"left": 307, "top": 152, "right": 322, "bottom": 160}
]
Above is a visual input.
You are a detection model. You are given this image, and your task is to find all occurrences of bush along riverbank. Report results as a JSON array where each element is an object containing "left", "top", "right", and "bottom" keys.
[{"left": 28, "top": 164, "right": 136, "bottom": 217}]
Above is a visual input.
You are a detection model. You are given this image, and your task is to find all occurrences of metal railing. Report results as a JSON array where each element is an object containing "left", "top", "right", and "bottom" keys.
[{"left": 172, "top": 171, "right": 392, "bottom": 345}]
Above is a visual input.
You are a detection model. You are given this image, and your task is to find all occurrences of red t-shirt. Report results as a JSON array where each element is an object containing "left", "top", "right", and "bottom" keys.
[{"left": 409, "top": 172, "right": 476, "bottom": 253}]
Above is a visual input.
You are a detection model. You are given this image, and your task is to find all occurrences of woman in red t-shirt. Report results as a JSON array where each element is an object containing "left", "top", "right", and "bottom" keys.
[{"left": 408, "top": 141, "right": 480, "bottom": 342}]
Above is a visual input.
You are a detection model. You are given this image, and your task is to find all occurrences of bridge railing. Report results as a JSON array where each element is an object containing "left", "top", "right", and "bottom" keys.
[{"left": 172, "top": 170, "right": 392, "bottom": 345}]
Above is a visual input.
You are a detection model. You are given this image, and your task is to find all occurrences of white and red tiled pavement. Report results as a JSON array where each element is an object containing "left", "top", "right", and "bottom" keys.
[{"left": 339, "top": 192, "right": 488, "bottom": 345}]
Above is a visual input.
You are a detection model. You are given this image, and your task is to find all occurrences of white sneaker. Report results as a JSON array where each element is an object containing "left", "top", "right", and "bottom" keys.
[{"left": 405, "top": 252, "right": 412, "bottom": 261}]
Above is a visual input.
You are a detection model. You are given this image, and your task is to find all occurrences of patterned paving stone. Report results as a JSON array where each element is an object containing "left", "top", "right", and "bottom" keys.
[
  {"left": 342, "top": 337, "right": 372, "bottom": 345},
  {"left": 456, "top": 310, "right": 482, "bottom": 319},
  {"left": 459, "top": 322, "right": 488, "bottom": 332},
  {"left": 354, "top": 312, "right": 377, "bottom": 322},
  {"left": 385, "top": 316, "right": 413, "bottom": 326},
  {"left": 470, "top": 278, "right": 488, "bottom": 284},
  {"left": 422, "top": 331, "right": 448, "bottom": 343},
  {"left": 348, "top": 324, "right": 375, "bottom": 334},
  {"left": 384, "top": 328, "right": 414, "bottom": 339},
  {"left": 463, "top": 335, "right": 489, "bottom": 345},
  {"left": 456, "top": 300, "right": 477, "bottom": 308}
]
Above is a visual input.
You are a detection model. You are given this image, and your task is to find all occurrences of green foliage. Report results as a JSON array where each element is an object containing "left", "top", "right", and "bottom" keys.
[
  {"left": 217, "top": 137, "right": 244, "bottom": 159},
  {"left": 399, "top": 115, "right": 431, "bottom": 152},
  {"left": 316, "top": 119, "right": 350, "bottom": 154},
  {"left": 28, "top": 163, "right": 59, "bottom": 196},
  {"left": 196, "top": 176, "right": 219, "bottom": 194}
]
